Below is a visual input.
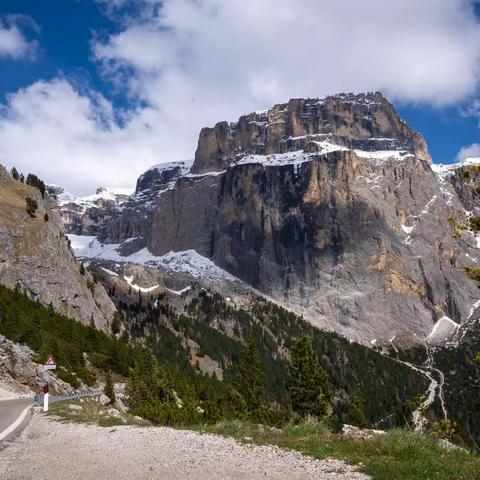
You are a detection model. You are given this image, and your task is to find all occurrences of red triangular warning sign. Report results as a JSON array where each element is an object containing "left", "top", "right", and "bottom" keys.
[{"left": 44, "top": 355, "right": 56, "bottom": 366}]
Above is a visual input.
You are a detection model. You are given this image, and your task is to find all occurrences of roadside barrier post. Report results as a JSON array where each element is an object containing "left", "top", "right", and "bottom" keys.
[{"left": 43, "top": 384, "right": 49, "bottom": 412}]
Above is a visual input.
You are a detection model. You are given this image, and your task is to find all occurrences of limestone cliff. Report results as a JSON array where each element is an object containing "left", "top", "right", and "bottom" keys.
[
  {"left": 95, "top": 93, "right": 480, "bottom": 341},
  {"left": 192, "top": 92, "right": 431, "bottom": 174},
  {"left": 0, "top": 166, "right": 116, "bottom": 330}
]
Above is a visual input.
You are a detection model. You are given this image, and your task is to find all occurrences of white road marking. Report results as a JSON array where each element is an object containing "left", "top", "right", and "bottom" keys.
[{"left": 0, "top": 404, "right": 32, "bottom": 441}]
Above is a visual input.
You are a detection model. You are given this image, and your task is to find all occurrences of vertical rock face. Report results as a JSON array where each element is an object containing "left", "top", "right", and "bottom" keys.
[
  {"left": 0, "top": 166, "right": 116, "bottom": 330},
  {"left": 192, "top": 92, "right": 431, "bottom": 174},
  {"left": 135, "top": 161, "right": 192, "bottom": 195},
  {"left": 433, "top": 160, "right": 480, "bottom": 214},
  {"left": 99, "top": 93, "right": 480, "bottom": 341}
]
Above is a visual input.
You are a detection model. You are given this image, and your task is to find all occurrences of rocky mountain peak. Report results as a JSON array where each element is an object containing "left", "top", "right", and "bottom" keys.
[
  {"left": 135, "top": 160, "right": 192, "bottom": 196},
  {"left": 191, "top": 91, "right": 431, "bottom": 174}
]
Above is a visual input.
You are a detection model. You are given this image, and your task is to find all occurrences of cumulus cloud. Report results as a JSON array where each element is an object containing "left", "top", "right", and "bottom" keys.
[
  {"left": 457, "top": 143, "right": 480, "bottom": 161},
  {"left": 2, "top": 1, "right": 480, "bottom": 193},
  {"left": 0, "top": 16, "right": 39, "bottom": 59},
  {"left": 94, "top": 0, "right": 480, "bottom": 106},
  {"left": 0, "top": 79, "right": 167, "bottom": 194}
]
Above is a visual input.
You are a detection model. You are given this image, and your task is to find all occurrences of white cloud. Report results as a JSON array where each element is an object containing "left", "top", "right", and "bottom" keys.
[
  {"left": 94, "top": 0, "right": 480, "bottom": 107},
  {"left": 0, "top": 16, "right": 38, "bottom": 59},
  {"left": 457, "top": 143, "right": 480, "bottom": 161},
  {"left": 1, "top": 1, "right": 480, "bottom": 193},
  {"left": 0, "top": 79, "right": 168, "bottom": 194}
]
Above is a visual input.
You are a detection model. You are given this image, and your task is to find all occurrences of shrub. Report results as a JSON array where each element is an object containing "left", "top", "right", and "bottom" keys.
[
  {"left": 431, "top": 419, "right": 457, "bottom": 442},
  {"left": 465, "top": 267, "right": 480, "bottom": 283},
  {"left": 470, "top": 216, "right": 480, "bottom": 233},
  {"left": 25, "top": 197, "right": 38, "bottom": 218}
]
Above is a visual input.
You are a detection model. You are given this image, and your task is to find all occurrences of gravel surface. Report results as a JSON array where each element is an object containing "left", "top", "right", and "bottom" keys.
[{"left": 0, "top": 412, "right": 370, "bottom": 480}]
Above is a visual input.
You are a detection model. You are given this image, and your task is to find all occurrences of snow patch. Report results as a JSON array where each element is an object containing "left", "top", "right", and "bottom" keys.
[
  {"left": 67, "top": 235, "right": 239, "bottom": 283},
  {"left": 123, "top": 275, "right": 159, "bottom": 293},
  {"left": 100, "top": 267, "right": 118, "bottom": 277},
  {"left": 432, "top": 157, "right": 480, "bottom": 181},
  {"left": 425, "top": 316, "right": 460, "bottom": 345},
  {"left": 353, "top": 150, "right": 413, "bottom": 161},
  {"left": 166, "top": 286, "right": 192, "bottom": 296}
]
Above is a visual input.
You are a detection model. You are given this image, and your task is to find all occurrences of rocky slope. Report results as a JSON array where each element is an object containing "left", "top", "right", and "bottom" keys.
[
  {"left": 0, "top": 166, "right": 116, "bottom": 330},
  {"left": 89, "top": 92, "right": 480, "bottom": 342},
  {"left": 0, "top": 335, "right": 72, "bottom": 398}
]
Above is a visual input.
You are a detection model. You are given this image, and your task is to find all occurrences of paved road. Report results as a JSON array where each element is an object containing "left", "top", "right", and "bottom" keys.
[{"left": 0, "top": 398, "right": 34, "bottom": 442}]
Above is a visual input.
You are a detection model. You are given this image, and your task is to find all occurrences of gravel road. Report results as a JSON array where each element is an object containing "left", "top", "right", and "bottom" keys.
[{"left": 0, "top": 412, "right": 370, "bottom": 480}]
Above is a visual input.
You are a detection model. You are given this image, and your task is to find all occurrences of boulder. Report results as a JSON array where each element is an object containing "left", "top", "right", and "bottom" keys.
[
  {"left": 68, "top": 404, "right": 83, "bottom": 412},
  {"left": 341, "top": 424, "right": 386, "bottom": 440}
]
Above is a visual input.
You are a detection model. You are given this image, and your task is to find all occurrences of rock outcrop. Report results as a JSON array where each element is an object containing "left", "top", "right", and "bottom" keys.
[
  {"left": 93, "top": 93, "right": 480, "bottom": 341},
  {"left": 0, "top": 335, "right": 72, "bottom": 396},
  {"left": 192, "top": 92, "right": 431, "bottom": 174},
  {"left": 433, "top": 159, "right": 480, "bottom": 214},
  {"left": 0, "top": 166, "right": 116, "bottom": 330}
]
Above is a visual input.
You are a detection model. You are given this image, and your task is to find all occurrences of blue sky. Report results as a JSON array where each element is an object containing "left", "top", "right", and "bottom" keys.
[{"left": 0, "top": 0, "right": 479, "bottom": 193}]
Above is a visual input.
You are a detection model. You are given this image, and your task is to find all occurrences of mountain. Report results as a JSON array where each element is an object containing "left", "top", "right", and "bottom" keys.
[
  {"left": 50, "top": 186, "right": 130, "bottom": 236},
  {"left": 4, "top": 91, "right": 480, "bottom": 447},
  {"left": 0, "top": 166, "right": 116, "bottom": 330},
  {"left": 73, "top": 92, "right": 480, "bottom": 342}
]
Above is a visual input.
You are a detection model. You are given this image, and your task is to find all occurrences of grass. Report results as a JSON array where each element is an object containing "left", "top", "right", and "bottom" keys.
[
  {"left": 197, "top": 420, "right": 480, "bottom": 480},
  {"left": 46, "top": 398, "right": 150, "bottom": 427}
]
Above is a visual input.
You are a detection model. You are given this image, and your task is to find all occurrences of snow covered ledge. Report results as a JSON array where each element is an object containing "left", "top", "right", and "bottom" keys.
[{"left": 425, "top": 316, "right": 460, "bottom": 345}]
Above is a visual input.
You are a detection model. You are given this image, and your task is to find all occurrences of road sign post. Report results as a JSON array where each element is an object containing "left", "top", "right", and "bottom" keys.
[
  {"left": 43, "top": 384, "right": 49, "bottom": 412},
  {"left": 43, "top": 356, "right": 56, "bottom": 413}
]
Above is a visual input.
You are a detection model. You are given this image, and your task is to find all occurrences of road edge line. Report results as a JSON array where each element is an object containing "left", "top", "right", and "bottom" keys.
[{"left": 0, "top": 404, "right": 32, "bottom": 441}]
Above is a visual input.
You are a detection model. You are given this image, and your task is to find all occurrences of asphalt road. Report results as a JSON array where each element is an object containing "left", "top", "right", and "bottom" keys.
[{"left": 0, "top": 398, "right": 34, "bottom": 443}]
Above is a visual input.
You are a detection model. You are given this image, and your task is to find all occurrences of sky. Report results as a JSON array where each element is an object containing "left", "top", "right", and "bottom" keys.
[{"left": 0, "top": 0, "right": 479, "bottom": 195}]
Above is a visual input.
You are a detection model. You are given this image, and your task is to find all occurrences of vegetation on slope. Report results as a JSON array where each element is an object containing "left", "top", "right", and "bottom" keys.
[
  {"left": 199, "top": 421, "right": 479, "bottom": 480},
  {"left": 0, "top": 283, "right": 137, "bottom": 387},
  {"left": 114, "top": 287, "right": 428, "bottom": 428}
]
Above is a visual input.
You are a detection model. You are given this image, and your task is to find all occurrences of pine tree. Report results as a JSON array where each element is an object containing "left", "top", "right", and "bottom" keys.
[
  {"left": 79, "top": 263, "right": 85, "bottom": 275},
  {"left": 26, "top": 173, "right": 46, "bottom": 197},
  {"left": 233, "top": 338, "right": 266, "bottom": 421},
  {"left": 10, "top": 167, "right": 19, "bottom": 180},
  {"left": 104, "top": 371, "right": 116, "bottom": 405},
  {"left": 286, "top": 337, "right": 331, "bottom": 419},
  {"left": 111, "top": 312, "right": 121, "bottom": 335},
  {"left": 345, "top": 393, "right": 368, "bottom": 428}
]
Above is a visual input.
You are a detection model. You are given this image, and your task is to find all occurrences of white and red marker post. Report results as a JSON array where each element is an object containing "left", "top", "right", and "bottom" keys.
[{"left": 43, "top": 355, "right": 56, "bottom": 412}]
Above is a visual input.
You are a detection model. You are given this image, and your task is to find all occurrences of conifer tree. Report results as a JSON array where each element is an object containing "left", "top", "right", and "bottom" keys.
[
  {"left": 345, "top": 393, "right": 368, "bottom": 428},
  {"left": 234, "top": 338, "right": 266, "bottom": 421},
  {"left": 111, "top": 312, "right": 121, "bottom": 335},
  {"left": 286, "top": 336, "right": 331, "bottom": 419},
  {"left": 104, "top": 371, "right": 116, "bottom": 404},
  {"left": 10, "top": 167, "right": 19, "bottom": 180}
]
